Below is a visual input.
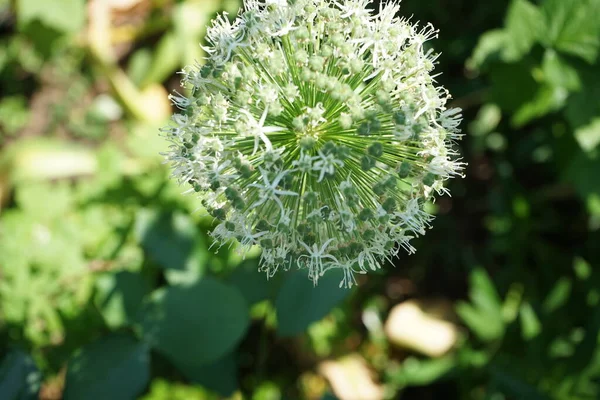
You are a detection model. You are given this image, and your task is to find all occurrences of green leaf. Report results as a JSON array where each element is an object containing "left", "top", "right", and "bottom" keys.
[
  {"left": 94, "top": 271, "right": 151, "bottom": 329},
  {"left": 489, "top": 62, "right": 538, "bottom": 113},
  {"left": 512, "top": 84, "right": 567, "bottom": 126},
  {"left": 503, "top": 0, "right": 545, "bottom": 61},
  {"left": 542, "top": 0, "right": 600, "bottom": 63},
  {"left": 519, "top": 302, "right": 541, "bottom": 340},
  {"left": 135, "top": 209, "right": 206, "bottom": 275},
  {"left": 0, "top": 351, "right": 41, "bottom": 400},
  {"left": 17, "top": 0, "right": 85, "bottom": 34},
  {"left": 565, "top": 66, "right": 600, "bottom": 130},
  {"left": 466, "top": 30, "right": 507, "bottom": 70},
  {"left": 541, "top": 50, "right": 581, "bottom": 91},
  {"left": 139, "top": 277, "right": 249, "bottom": 366},
  {"left": 456, "top": 268, "right": 505, "bottom": 342},
  {"left": 227, "top": 260, "right": 272, "bottom": 305},
  {"left": 175, "top": 352, "right": 238, "bottom": 397},
  {"left": 563, "top": 152, "right": 600, "bottom": 198},
  {"left": 396, "top": 356, "right": 456, "bottom": 387},
  {"left": 275, "top": 270, "right": 350, "bottom": 337},
  {"left": 574, "top": 118, "right": 600, "bottom": 152},
  {"left": 64, "top": 334, "right": 150, "bottom": 400},
  {"left": 542, "top": 277, "right": 572, "bottom": 313}
]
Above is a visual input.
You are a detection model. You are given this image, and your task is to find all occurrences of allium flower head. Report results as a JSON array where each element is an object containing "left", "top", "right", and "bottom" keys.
[{"left": 162, "top": 0, "right": 464, "bottom": 287}]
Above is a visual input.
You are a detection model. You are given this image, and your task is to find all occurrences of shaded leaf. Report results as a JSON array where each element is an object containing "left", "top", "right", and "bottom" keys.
[
  {"left": 64, "top": 334, "right": 150, "bottom": 400},
  {"left": 227, "top": 260, "right": 272, "bottom": 305},
  {"left": 139, "top": 277, "right": 249, "bottom": 366},
  {"left": 94, "top": 271, "right": 151, "bottom": 329},
  {"left": 176, "top": 352, "right": 238, "bottom": 397},
  {"left": 275, "top": 270, "right": 350, "bottom": 337},
  {"left": 135, "top": 209, "right": 206, "bottom": 274},
  {"left": 512, "top": 84, "right": 567, "bottom": 126},
  {"left": 0, "top": 351, "right": 40, "bottom": 400}
]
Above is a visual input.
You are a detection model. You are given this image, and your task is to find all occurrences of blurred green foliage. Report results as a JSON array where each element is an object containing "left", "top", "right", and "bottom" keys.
[{"left": 1, "top": 0, "right": 599, "bottom": 399}]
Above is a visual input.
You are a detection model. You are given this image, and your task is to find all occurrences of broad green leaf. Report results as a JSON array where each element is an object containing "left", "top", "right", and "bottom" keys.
[
  {"left": 503, "top": 0, "right": 545, "bottom": 61},
  {"left": 275, "top": 270, "right": 350, "bottom": 337},
  {"left": 542, "top": 0, "right": 600, "bottom": 63},
  {"left": 64, "top": 334, "right": 150, "bottom": 400},
  {"left": 0, "top": 351, "right": 40, "bottom": 400},
  {"left": 227, "top": 260, "right": 272, "bottom": 305},
  {"left": 94, "top": 271, "right": 151, "bottom": 329},
  {"left": 175, "top": 352, "right": 238, "bottom": 397},
  {"left": 135, "top": 209, "right": 206, "bottom": 275},
  {"left": 139, "top": 277, "right": 249, "bottom": 366},
  {"left": 17, "top": 0, "right": 85, "bottom": 34},
  {"left": 541, "top": 50, "right": 581, "bottom": 91}
]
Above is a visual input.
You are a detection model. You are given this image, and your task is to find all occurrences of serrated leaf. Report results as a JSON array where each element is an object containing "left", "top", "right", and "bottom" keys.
[
  {"left": 503, "top": 0, "right": 546, "bottom": 61},
  {"left": 541, "top": 50, "right": 581, "bottom": 91},
  {"left": 542, "top": 0, "right": 600, "bottom": 63},
  {"left": 275, "top": 270, "right": 350, "bottom": 337},
  {"left": 139, "top": 277, "right": 249, "bottom": 366},
  {"left": 0, "top": 351, "right": 41, "bottom": 400},
  {"left": 64, "top": 334, "right": 150, "bottom": 400}
]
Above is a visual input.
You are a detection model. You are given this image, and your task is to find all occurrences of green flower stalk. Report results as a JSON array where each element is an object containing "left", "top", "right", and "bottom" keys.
[{"left": 162, "top": 0, "right": 464, "bottom": 287}]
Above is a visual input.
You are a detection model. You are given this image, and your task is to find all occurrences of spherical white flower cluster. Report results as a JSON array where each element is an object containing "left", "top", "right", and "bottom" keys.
[{"left": 162, "top": 0, "right": 464, "bottom": 287}]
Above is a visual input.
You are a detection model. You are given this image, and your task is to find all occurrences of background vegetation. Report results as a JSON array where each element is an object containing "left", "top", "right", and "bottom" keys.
[{"left": 1, "top": 0, "right": 599, "bottom": 399}]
